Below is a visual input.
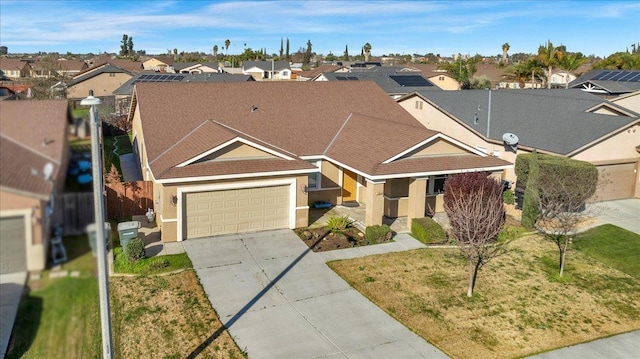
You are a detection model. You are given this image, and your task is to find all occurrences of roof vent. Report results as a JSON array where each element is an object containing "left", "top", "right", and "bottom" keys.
[
  {"left": 251, "top": 105, "right": 258, "bottom": 112},
  {"left": 502, "top": 132, "right": 519, "bottom": 152}
]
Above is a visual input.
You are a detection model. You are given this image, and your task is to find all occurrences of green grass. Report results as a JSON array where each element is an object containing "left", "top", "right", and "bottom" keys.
[
  {"left": 573, "top": 224, "right": 640, "bottom": 279},
  {"left": 7, "top": 235, "right": 101, "bottom": 359},
  {"left": 69, "top": 138, "right": 92, "bottom": 152},
  {"left": 70, "top": 108, "right": 89, "bottom": 120},
  {"left": 103, "top": 136, "right": 121, "bottom": 176},
  {"left": 114, "top": 134, "right": 133, "bottom": 154},
  {"left": 113, "top": 247, "right": 193, "bottom": 275}
]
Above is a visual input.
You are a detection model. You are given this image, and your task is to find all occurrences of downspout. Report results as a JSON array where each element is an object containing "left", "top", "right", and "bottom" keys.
[{"left": 486, "top": 90, "right": 492, "bottom": 138}]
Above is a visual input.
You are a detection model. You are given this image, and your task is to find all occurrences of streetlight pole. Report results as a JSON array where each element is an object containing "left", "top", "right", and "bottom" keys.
[{"left": 81, "top": 90, "right": 113, "bottom": 359}]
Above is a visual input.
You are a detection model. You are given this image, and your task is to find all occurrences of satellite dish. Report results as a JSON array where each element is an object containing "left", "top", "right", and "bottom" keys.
[
  {"left": 502, "top": 133, "right": 519, "bottom": 152},
  {"left": 43, "top": 162, "right": 54, "bottom": 181},
  {"left": 502, "top": 133, "right": 519, "bottom": 145}
]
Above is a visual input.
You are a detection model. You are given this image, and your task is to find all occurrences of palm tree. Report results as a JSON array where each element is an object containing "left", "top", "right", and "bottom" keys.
[
  {"left": 224, "top": 39, "right": 230, "bottom": 56},
  {"left": 363, "top": 43, "right": 372, "bottom": 62},
  {"left": 213, "top": 45, "right": 218, "bottom": 58},
  {"left": 537, "top": 40, "right": 564, "bottom": 89},
  {"left": 502, "top": 57, "right": 544, "bottom": 89},
  {"left": 501, "top": 43, "right": 510, "bottom": 64},
  {"left": 558, "top": 52, "right": 588, "bottom": 88}
]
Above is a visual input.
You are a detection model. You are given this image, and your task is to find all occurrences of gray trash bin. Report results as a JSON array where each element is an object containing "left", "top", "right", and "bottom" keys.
[
  {"left": 86, "top": 222, "right": 112, "bottom": 257},
  {"left": 117, "top": 221, "right": 141, "bottom": 249}
]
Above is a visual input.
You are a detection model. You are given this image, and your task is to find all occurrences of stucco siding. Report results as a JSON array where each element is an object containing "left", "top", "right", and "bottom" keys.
[{"left": 67, "top": 72, "right": 132, "bottom": 98}]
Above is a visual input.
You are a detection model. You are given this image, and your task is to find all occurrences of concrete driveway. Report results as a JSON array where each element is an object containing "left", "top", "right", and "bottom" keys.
[
  {"left": 588, "top": 199, "right": 640, "bottom": 234},
  {"left": 0, "top": 272, "right": 27, "bottom": 359},
  {"left": 183, "top": 229, "right": 448, "bottom": 359}
]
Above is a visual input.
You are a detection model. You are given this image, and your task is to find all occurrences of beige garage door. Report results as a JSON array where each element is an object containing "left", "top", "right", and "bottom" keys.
[
  {"left": 596, "top": 163, "right": 636, "bottom": 201},
  {"left": 0, "top": 216, "right": 27, "bottom": 274},
  {"left": 185, "top": 185, "right": 290, "bottom": 239}
]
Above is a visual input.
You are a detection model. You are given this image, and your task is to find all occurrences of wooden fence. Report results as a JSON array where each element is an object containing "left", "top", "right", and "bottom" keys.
[
  {"left": 53, "top": 192, "right": 95, "bottom": 235},
  {"left": 105, "top": 181, "right": 154, "bottom": 220}
]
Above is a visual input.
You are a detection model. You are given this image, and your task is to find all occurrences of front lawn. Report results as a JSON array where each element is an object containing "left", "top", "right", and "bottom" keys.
[
  {"left": 573, "top": 224, "right": 640, "bottom": 279},
  {"left": 113, "top": 247, "right": 192, "bottom": 275},
  {"left": 329, "top": 225, "right": 640, "bottom": 359},
  {"left": 7, "top": 235, "right": 243, "bottom": 359}
]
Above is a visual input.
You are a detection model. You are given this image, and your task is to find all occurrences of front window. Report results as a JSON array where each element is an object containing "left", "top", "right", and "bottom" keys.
[
  {"left": 429, "top": 174, "right": 448, "bottom": 195},
  {"left": 307, "top": 160, "right": 321, "bottom": 190}
]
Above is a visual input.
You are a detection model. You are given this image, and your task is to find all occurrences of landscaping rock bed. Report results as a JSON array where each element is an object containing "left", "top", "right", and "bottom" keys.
[{"left": 294, "top": 226, "right": 392, "bottom": 252}]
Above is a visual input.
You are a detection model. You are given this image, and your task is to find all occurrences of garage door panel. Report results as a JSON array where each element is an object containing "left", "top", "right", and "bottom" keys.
[
  {"left": 185, "top": 185, "right": 290, "bottom": 239},
  {"left": 0, "top": 216, "right": 27, "bottom": 274},
  {"left": 597, "top": 163, "right": 635, "bottom": 202}
]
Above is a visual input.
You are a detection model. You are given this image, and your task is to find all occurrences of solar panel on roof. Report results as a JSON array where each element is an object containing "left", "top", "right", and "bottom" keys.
[
  {"left": 592, "top": 70, "right": 640, "bottom": 82},
  {"left": 389, "top": 75, "right": 433, "bottom": 87},
  {"left": 336, "top": 76, "right": 348, "bottom": 81}
]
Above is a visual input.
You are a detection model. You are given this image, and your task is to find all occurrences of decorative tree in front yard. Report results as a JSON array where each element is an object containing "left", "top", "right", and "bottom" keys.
[
  {"left": 534, "top": 156, "right": 599, "bottom": 276},
  {"left": 516, "top": 152, "right": 600, "bottom": 276},
  {"left": 444, "top": 172, "right": 507, "bottom": 297}
]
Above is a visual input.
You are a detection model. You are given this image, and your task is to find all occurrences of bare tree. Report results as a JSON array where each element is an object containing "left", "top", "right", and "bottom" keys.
[
  {"left": 534, "top": 158, "right": 599, "bottom": 276},
  {"left": 444, "top": 172, "right": 507, "bottom": 297}
]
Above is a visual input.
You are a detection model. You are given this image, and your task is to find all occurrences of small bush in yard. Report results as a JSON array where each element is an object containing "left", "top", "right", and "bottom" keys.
[
  {"left": 503, "top": 190, "right": 515, "bottom": 205},
  {"left": 326, "top": 215, "right": 353, "bottom": 232},
  {"left": 124, "top": 238, "right": 145, "bottom": 263},
  {"left": 411, "top": 217, "right": 446, "bottom": 244},
  {"left": 365, "top": 224, "right": 392, "bottom": 244}
]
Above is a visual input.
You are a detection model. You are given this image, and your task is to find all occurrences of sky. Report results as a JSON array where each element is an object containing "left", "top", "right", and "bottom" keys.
[{"left": 1, "top": 0, "right": 639, "bottom": 58}]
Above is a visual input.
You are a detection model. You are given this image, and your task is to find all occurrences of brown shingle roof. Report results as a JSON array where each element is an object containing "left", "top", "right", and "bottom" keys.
[
  {"left": 0, "top": 58, "right": 29, "bottom": 71},
  {"left": 134, "top": 81, "right": 510, "bottom": 180},
  {"left": 298, "top": 65, "right": 345, "bottom": 79},
  {"left": 0, "top": 100, "right": 68, "bottom": 198}
]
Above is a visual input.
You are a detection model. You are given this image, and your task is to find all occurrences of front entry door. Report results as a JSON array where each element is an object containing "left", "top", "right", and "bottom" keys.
[{"left": 342, "top": 169, "right": 358, "bottom": 202}]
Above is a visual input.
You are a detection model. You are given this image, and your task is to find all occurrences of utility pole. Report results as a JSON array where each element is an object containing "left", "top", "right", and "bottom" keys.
[{"left": 81, "top": 90, "right": 114, "bottom": 359}]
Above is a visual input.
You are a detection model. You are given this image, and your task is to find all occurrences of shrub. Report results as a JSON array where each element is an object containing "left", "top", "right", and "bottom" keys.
[
  {"left": 365, "top": 224, "right": 392, "bottom": 245},
  {"left": 411, "top": 217, "right": 446, "bottom": 244},
  {"left": 124, "top": 238, "right": 145, "bottom": 263},
  {"left": 503, "top": 190, "right": 515, "bottom": 205},
  {"left": 326, "top": 215, "right": 353, "bottom": 232}
]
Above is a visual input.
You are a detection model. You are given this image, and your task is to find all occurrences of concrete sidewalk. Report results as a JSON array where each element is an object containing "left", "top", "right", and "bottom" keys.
[
  {"left": 184, "top": 229, "right": 447, "bottom": 359},
  {"left": 588, "top": 199, "right": 640, "bottom": 234},
  {"left": 526, "top": 330, "right": 640, "bottom": 359}
]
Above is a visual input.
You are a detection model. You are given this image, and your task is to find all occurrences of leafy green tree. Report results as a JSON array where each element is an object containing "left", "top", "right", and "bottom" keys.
[
  {"left": 439, "top": 54, "right": 478, "bottom": 89},
  {"left": 444, "top": 172, "right": 507, "bottom": 297},
  {"left": 469, "top": 75, "right": 492, "bottom": 89},
  {"left": 279, "top": 38, "right": 283, "bottom": 59},
  {"left": 120, "top": 34, "right": 128, "bottom": 56},
  {"left": 558, "top": 52, "right": 588, "bottom": 88},
  {"left": 303, "top": 39, "right": 312, "bottom": 67},
  {"left": 286, "top": 38, "right": 290, "bottom": 61},
  {"left": 520, "top": 150, "right": 540, "bottom": 229},
  {"left": 593, "top": 52, "right": 640, "bottom": 70},
  {"left": 343, "top": 44, "right": 349, "bottom": 61},
  {"left": 537, "top": 40, "right": 564, "bottom": 88},
  {"left": 325, "top": 52, "right": 336, "bottom": 62},
  {"left": 127, "top": 36, "right": 134, "bottom": 57}
]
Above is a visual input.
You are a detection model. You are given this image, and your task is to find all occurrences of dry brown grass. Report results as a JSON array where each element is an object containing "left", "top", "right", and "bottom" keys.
[
  {"left": 329, "top": 234, "right": 640, "bottom": 359},
  {"left": 110, "top": 270, "right": 245, "bottom": 358}
]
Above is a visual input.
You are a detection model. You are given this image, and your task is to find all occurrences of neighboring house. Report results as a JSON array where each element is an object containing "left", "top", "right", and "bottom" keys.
[
  {"left": 113, "top": 72, "right": 254, "bottom": 116},
  {"left": 569, "top": 69, "right": 640, "bottom": 97},
  {"left": 0, "top": 100, "right": 69, "bottom": 273},
  {"left": 66, "top": 63, "right": 134, "bottom": 100},
  {"left": 0, "top": 58, "right": 30, "bottom": 79},
  {"left": 316, "top": 68, "right": 440, "bottom": 99},
  {"left": 142, "top": 56, "right": 175, "bottom": 72},
  {"left": 398, "top": 89, "right": 640, "bottom": 201},
  {"left": 550, "top": 70, "right": 577, "bottom": 88},
  {"left": 0, "top": 86, "right": 17, "bottom": 100},
  {"left": 242, "top": 60, "right": 292, "bottom": 80},
  {"left": 173, "top": 62, "right": 219, "bottom": 74},
  {"left": 129, "top": 81, "right": 510, "bottom": 242},
  {"left": 30, "top": 59, "right": 88, "bottom": 78},
  {"left": 297, "top": 64, "right": 348, "bottom": 81}
]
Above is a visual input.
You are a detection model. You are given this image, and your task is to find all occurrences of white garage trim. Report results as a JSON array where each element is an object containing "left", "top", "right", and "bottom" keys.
[
  {"left": 0, "top": 208, "right": 33, "bottom": 271},
  {"left": 176, "top": 178, "right": 297, "bottom": 241}
]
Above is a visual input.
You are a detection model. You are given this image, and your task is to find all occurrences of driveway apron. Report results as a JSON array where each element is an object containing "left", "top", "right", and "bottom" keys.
[{"left": 183, "top": 229, "right": 448, "bottom": 359}]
